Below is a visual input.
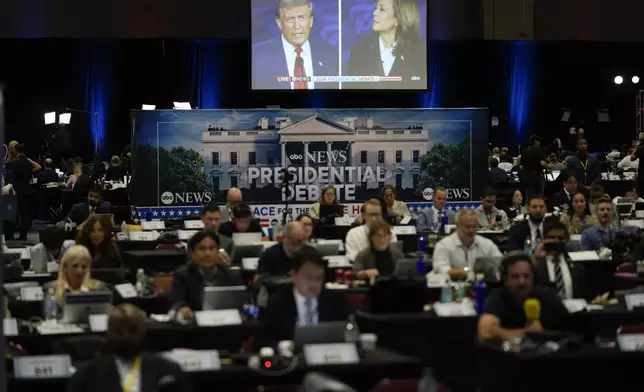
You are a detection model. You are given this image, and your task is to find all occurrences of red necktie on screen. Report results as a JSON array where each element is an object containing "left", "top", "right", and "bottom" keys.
[{"left": 294, "top": 46, "right": 308, "bottom": 90}]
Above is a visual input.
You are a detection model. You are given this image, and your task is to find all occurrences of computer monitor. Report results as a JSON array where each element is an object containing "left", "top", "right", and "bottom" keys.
[
  {"left": 202, "top": 286, "right": 249, "bottom": 311},
  {"left": 91, "top": 268, "right": 126, "bottom": 286},
  {"left": 312, "top": 242, "right": 340, "bottom": 257},
  {"left": 232, "top": 244, "right": 264, "bottom": 265},
  {"left": 319, "top": 204, "right": 345, "bottom": 221},
  {"left": 62, "top": 291, "right": 113, "bottom": 324},
  {"left": 393, "top": 258, "right": 427, "bottom": 278},
  {"left": 367, "top": 276, "right": 428, "bottom": 314},
  {"left": 232, "top": 232, "right": 263, "bottom": 245},
  {"left": 294, "top": 321, "right": 349, "bottom": 349}
]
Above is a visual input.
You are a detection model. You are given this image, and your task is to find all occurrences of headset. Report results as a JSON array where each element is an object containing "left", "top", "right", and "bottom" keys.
[{"left": 499, "top": 251, "right": 535, "bottom": 282}]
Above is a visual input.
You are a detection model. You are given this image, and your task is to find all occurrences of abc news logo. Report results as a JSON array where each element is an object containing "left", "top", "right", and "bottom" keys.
[
  {"left": 161, "top": 191, "right": 213, "bottom": 205},
  {"left": 161, "top": 192, "right": 174, "bottom": 204},
  {"left": 288, "top": 154, "right": 303, "bottom": 160},
  {"left": 423, "top": 187, "right": 471, "bottom": 201}
]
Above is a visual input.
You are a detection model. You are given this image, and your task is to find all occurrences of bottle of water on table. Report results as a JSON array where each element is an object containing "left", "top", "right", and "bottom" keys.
[
  {"left": 344, "top": 314, "right": 360, "bottom": 343},
  {"left": 475, "top": 273, "right": 487, "bottom": 314},
  {"left": 43, "top": 288, "right": 58, "bottom": 322},
  {"left": 135, "top": 268, "right": 146, "bottom": 296},
  {"left": 440, "top": 277, "right": 453, "bottom": 304},
  {"left": 524, "top": 236, "right": 533, "bottom": 256}
]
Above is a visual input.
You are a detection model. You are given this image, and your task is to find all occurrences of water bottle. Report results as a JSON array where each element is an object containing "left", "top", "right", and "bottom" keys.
[
  {"left": 418, "top": 368, "right": 439, "bottom": 392},
  {"left": 418, "top": 235, "right": 426, "bottom": 252},
  {"left": 475, "top": 273, "right": 487, "bottom": 314},
  {"left": 273, "top": 221, "right": 284, "bottom": 241},
  {"left": 43, "top": 288, "right": 58, "bottom": 322},
  {"left": 441, "top": 214, "right": 449, "bottom": 233},
  {"left": 135, "top": 268, "right": 146, "bottom": 296},
  {"left": 440, "top": 277, "right": 453, "bottom": 303},
  {"left": 344, "top": 314, "right": 360, "bottom": 343},
  {"left": 256, "top": 285, "right": 269, "bottom": 308},
  {"left": 416, "top": 256, "right": 425, "bottom": 276},
  {"left": 523, "top": 236, "right": 533, "bottom": 256}
]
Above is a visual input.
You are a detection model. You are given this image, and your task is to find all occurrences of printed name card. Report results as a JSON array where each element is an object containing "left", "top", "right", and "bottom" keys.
[
  {"left": 323, "top": 255, "right": 350, "bottom": 268},
  {"left": 317, "top": 239, "right": 344, "bottom": 251},
  {"left": 433, "top": 301, "right": 477, "bottom": 317},
  {"left": 36, "top": 323, "right": 84, "bottom": 335},
  {"left": 89, "top": 314, "right": 108, "bottom": 332},
  {"left": 609, "top": 174, "right": 622, "bottom": 181},
  {"left": 20, "top": 286, "right": 44, "bottom": 301},
  {"left": 129, "top": 231, "right": 154, "bottom": 241},
  {"left": 391, "top": 225, "right": 417, "bottom": 235},
  {"left": 4, "top": 318, "right": 19, "bottom": 336},
  {"left": 46, "top": 261, "right": 59, "bottom": 273},
  {"left": 334, "top": 217, "right": 353, "bottom": 226},
  {"left": 567, "top": 251, "right": 600, "bottom": 261},
  {"left": 625, "top": 293, "right": 644, "bottom": 310},
  {"left": 617, "top": 334, "right": 644, "bottom": 351},
  {"left": 184, "top": 220, "right": 205, "bottom": 230},
  {"left": 303, "top": 343, "right": 359, "bottom": 365},
  {"left": 563, "top": 299, "right": 588, "bottom": 313},
  {"left": 142, "top": 221, "right": 165, "bottom": 231},
  {"left": 115, "top": 283, "right": 138, "bottom": 299},
  {"left": 162, "top": 349, "right": 221, "bottom": 372},
  {"left": 195, "top": 309, "right": 242, "bottom": 327},
  {"left": 177, "top": 230, "right": 199, "bottom": 241},
  {"left": 14, "top": 355, "right": 72, "bottom": 379},
  {"left": 241, "top": 257, "right": 259, "bottom": 270}
]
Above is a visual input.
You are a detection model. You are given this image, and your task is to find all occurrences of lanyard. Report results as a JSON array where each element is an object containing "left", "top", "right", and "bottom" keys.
[{"left": 123, "top": 356, "right": 142, "bottom": 392}]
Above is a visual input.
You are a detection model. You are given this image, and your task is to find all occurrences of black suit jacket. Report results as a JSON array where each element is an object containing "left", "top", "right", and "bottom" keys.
[
  {"left": 169, "top": 262, "right": 242, "bottom": 311},
  {"left": 534, "top": 256, "right": 588, "bottom": 300},
  {"left": 67, "top": 201, "right": 112, "bottom": 225},
  {"left": 549, "top": 189, "right": 574, "bottom": 212},
  {"left": 67, "top": 353, "right": 192, "bottom": 392},
  {"left": 506, "top": 220, "right": 532, "bottom": 251},
  {"left": 256, "top": 286, "right": 351, "bottom": 349}
]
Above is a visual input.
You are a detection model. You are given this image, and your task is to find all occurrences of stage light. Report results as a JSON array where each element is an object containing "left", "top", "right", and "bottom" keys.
[
  {"left": 173, "top": 102, "right": 192, "bottom": 110},
  {"left": 633, "top": 76, "right": 640, "bottom": 84},
  {"left": 44, "top": 112, "right": 56, "bottom": 125},
  {"left": 615, "top": 76, "right": 624, "bottom": 85},
  {"left": 59, "top": 113, "right": 71, "bottom": 125},
  {"left": 141, "top": 104, "right": 156, "bottom": 110}
]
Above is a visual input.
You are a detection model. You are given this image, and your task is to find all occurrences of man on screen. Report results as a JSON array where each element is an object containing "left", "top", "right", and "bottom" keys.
[{"left": 252, "top": 0, "right": 338, "bottom": 90}]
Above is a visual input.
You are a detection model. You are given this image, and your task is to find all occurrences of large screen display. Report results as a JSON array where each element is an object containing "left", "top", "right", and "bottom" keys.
[{"left": 251, "top": 0, "right": 428, "bottom": 90}]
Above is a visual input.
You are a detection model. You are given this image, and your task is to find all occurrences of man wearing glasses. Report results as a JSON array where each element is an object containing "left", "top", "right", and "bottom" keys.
[{"left": 345, "top": 199, "right": 398, "bottom": 262}]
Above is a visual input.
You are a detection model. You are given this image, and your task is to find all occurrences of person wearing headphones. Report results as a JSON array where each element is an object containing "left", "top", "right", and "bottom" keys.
[{"left": 477, "top": 251, "right": 568, "bottom": 341}]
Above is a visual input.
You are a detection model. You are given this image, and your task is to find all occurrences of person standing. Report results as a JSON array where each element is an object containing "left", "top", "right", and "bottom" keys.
[
  {"left": 630, "top": 134, "right": 644, "bottom": 197},
  {"left": 519, "top": 136, "right": 548, "bottom": 199},
  {"left": 566, "top": 138, "right": 600, "bottom": 187},
  {"left": 6, "top": 143, "right": 41, "bottom": 240}
]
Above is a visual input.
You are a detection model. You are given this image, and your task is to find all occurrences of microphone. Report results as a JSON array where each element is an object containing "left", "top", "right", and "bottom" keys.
[{"left": 524, "top": 298, "right": 540, "bottom": 323}]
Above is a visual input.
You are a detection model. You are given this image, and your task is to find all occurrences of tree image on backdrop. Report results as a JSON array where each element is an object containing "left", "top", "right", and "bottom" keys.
[
  {"left": 416, "top": 135, "right": 471, "bottom": 195},
  {"left": 136, "top": 145, "right": 210, "bottom": 196}
]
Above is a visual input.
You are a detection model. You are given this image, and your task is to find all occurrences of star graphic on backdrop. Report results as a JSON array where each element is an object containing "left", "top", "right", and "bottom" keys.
[
  {"left": 185, "top": 209, "right": 192, "bottom": 216},
  {"left": 153, "top": 211, "right": 159, "bottom": 216},
  {"left": 169, "top": 210, "right": 175, "bottom": 216},
  {"left": 161, "top": 211, "right": 167, "bottom": 216},
  {"left": 177, "top": 210, "right": 184, "bottom": 216}
]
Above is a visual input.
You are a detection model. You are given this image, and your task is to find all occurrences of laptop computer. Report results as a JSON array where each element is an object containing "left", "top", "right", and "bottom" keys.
[
  {"left": 232, "top": 232, "right": 263, "bottom": 245},
  {"left": 202, "top": 286, "right": 249, "bottom": 311}
]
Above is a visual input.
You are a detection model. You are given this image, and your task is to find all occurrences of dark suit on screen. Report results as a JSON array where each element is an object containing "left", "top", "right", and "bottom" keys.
[{"left": 252, "top": 37, "right": 338, "bottom": 90}]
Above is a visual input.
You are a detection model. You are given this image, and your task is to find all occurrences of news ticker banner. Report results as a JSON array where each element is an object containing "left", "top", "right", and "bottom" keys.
[
  {"left": 130, "top": 108, "right": 489, "bottom": 208},
  {"left": 133, "top": 201, "right": 483, "bottom": 228},
  {"left": 276, "top": 76, "right": 406, "bottom": 84}
]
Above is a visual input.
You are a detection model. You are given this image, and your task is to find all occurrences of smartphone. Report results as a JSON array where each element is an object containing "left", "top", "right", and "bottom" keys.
[
  {"left": 544, "top": 242, "right": 567, "bottom": 253},
  {"left": 495, "top": 215, "right": 503, "bottom": 222}
]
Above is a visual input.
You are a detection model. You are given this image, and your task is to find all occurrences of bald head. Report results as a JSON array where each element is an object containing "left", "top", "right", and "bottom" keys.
[
  {"left": 284, "top": 221, "right": 308, "bottom": 255},
  {"left": 44, "top": 158, "right": 53, "bottom": 168},
  {"left": 227, "top": 188, "right": 242, "bottom": 208}
]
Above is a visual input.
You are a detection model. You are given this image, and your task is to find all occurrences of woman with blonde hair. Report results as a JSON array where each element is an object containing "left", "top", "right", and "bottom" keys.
[
  {"left": 43, "top": 245, "right": 107, "bottom": 305},
  {"left": 105, "top": 155, "right": 127, "bottom": 182},
  {"left": 65, "top": 164, "right": 83, "bottom": 189},
  {"left": 310, "top": 185, "right": 340, "bottom": 219}
]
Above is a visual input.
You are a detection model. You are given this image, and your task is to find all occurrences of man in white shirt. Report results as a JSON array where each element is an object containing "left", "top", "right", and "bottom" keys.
[
  {"left": 533, "top": 221, "right": 586, "bottom": 299},
  {"left": 432, "top": 209, "right": 502, "bottom": 280},
  {"left": 618, "top": 149, "right": 639, "bottom": 170},
  {"left": 345, "top": 199, "right": 398, "bottom": 262}
]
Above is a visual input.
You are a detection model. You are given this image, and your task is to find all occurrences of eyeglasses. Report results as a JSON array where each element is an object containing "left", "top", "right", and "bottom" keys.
[{"left": 372, "top": 233, "right": 391, "bottom": 239}]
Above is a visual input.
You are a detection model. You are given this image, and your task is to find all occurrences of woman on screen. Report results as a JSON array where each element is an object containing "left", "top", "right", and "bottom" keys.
[{"left": 346, "top": 0, "right": 426, "bottom": 89}]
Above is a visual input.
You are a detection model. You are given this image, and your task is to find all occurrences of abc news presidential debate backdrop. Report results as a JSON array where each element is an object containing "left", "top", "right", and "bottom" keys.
[{"left": 131, "top": 109, "right": 488, "bottom": 221}]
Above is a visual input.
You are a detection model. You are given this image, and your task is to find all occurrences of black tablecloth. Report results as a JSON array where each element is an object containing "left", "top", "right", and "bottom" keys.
[{"left": 7, "top": 348, "right": 421, "bottom": 392}]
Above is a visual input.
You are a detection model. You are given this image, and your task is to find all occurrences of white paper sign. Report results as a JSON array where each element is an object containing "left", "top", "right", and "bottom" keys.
[
  {"left": 563, "top": 299, "right": 588, "bottom": 313},
  {"left": 433, "top": 301, "right": 477, "bottom": 317},
  {"left": 303, "top": 343, "right": 359, "bottom": 365},
  {"left": 567, "top": 251, "right": 600, "bottom": 261},
  {"left": 46, "top": 262, "right": 59, "bottom": 273},
  {"left": 115, "top": 283, "right": 138, "bottom": 299},
  {"left": 392, "top": 225, "right": 417, "bottom": 235},
  {"left": 323, "top": 255, "right": 351, "bottom": 268},
  {"left": 4, "top": 318, "right": 19, "bottom": 336},
  {"left": 242, "top": 257, "right": 259, "bottom": 270},
  {"left": 617, "top": 334, "right": 644, "bottom": 351},
  {"left": 89, "top": 314, "right": 108, "bottom": 332},
  {"left": 334, "top": 217, "right": 354, "bottom": 226},
  {"left": 400, "top": 216, "right": 412, "bottom": 225},
  {"left": 142, "top": 221, "right": 165, "bottom": 231},
  {"left": 609, "top": 174, "right": 621, "bottom": 181},
  {"left": 130, "top": 231, "right": 154, "bottom": 241},
  {"left": 14, "top": 355, "right": 72, "bottom": 379},
  {"left": 625, "top": 293, "right": 644, "bottom": 310},
  {"left": 20, "top": 286, "right": 44, "bottom": 301},
  {"left": 184, "top": 220, "right": 205, "bottom": 230},
  {"left": 177, "top": 230, "right": 199, "bottom": 241},
  {"left": 161, "top": 349, "right": 221, "bottom": 372},
  {"left": 36, "top": 323, "right": 84, "bottom": 335},
  {"left": 317, "top": 239, "right": 344, "bottom": 252},
  {"left": 195, "top": 309, "right": 242, "bottom": 327}
]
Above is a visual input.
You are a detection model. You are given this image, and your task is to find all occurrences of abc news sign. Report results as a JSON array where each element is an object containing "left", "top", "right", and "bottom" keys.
[
  {"left": 161, "top": 191, "right": 213, "bottom": 205},
  {"left": 422, "top": 187, "right": 471, "bottom": 200}
]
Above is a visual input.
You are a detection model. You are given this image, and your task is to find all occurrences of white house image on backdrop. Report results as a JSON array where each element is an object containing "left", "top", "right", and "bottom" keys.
[{"left": 201, "top": 115, "right": 429, "bottom": 192}]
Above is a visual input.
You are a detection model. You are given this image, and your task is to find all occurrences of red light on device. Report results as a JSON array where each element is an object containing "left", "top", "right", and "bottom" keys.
[{"left": 264, "top": 361, "right": 272, "bottom": 369}]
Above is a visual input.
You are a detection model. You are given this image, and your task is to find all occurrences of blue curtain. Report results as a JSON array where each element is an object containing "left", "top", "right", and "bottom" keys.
[
  {"left": 507, "top": 41, "right": 537, "bottom": 148},
  {"left": 83, "top": 43, "right": 110, "bottom": 158},
  {"left": 419, "top": 41, "right": 443, "bottom": 108},
  {"left": 189, "top": 41, "right": 221, "bottom": 109}
]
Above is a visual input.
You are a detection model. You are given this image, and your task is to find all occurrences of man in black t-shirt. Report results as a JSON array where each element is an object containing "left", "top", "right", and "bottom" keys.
[
  {"left": 477, "top": 252, "right": 568, "bottom": 341},
  {"left": 7, "top": 143, "right": 41, "bottom": 240},
  {"left": 520, "top": 136, "right": 548, "bottom": 199},
  {"left": 218, "top": 202, "right": 267, "bottom": 239}
]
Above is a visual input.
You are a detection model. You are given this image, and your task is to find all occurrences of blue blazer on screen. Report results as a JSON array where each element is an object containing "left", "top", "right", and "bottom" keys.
[{"left": 252, "top": 37, "right": 338, "bottom": 90}]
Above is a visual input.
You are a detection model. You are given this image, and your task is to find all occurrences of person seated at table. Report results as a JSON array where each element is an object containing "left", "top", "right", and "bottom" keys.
[
  {"left": 503, "top": 189, "right": 527, "bottom": 221},
  {"left": 105, "top": 155, "right": 128, "bottom": 182},
  {"left": 30, "top": 225, "right": 75, "bottom": 268},
  {"left": 43, "top": 245, "right": 110, "bottom": 306},
  {"left": 417, "top": 187, "right": 456, "bottom": 231},
  {"left": 559, "top": 191, "right": 596, "bottom": 235},
  {"left": 296, "top": 214, "right": 315, "bottom": 242},
  {"left": 68, "top": 303, "right": 191, "bottom": 392},
  {"left": 477, "top": 251, "right": 569, "bottom": 341},
  {"left": 549, "top": 172, "right": 579, "bottom": 213},
  {"left": 433, "top": 209, "right": 502, "bottom": 280},
  {"left": 199, "top": 203, "right": 234, "bottom": 263},
  {"left": 532, "top": 221, "right": 587, "bottom": 300},
  {"left": 66, "top": 185, "right": 112, "bottom": 226},
  {"left": 475, "top": 187, "right": 508, "bottom": 230},
  {"left": 382, "top": 185, "right": 411, "bottom": 219},
  {"left": 353, "top": 219, "right": 404, "bottom": 280},
  {"left": 588, "top": 183, "right": 606, "bottom": 216},
  {"left": 580, "top": 197, "right": 616, "bottom": 251},
  {"left": 611, "top": 181, "right": 644, "bottom": 224},
  {"left": 76, "top": 215, "right": 122, "bottom": 268},
  {"left": 309, "top": 185, "right": 341, "bottom": 220},
  {"left": 37, "top": 158, "right": 58, "bottom": 185},
  {"left": 507, "top": 195, "right": 551, "bottom": 251},
  {"left": 221, "top": 187, "right": 243, "bottom": 222},
  {"left": 218, "top": 202, "right": 267, "bottom": 240},
  {"left": 169, "top": 231, "right": 242, "bottom": 321},
  {"left": 256, "top": 247, "right": 350, "bottom": 348},
  {"left": 345, "top": 199, "right": 398, "bottom": 262},
  {"left": 65, "top": 163, "right": 83, "bottom": 189},
  {"left": 255, "top": 221, "right": 310, "bottom": 281}
]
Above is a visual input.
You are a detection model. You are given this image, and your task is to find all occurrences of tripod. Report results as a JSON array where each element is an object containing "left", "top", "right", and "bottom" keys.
[{"left": 279, "top": 167, "right": 296, "bottom": 226}]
